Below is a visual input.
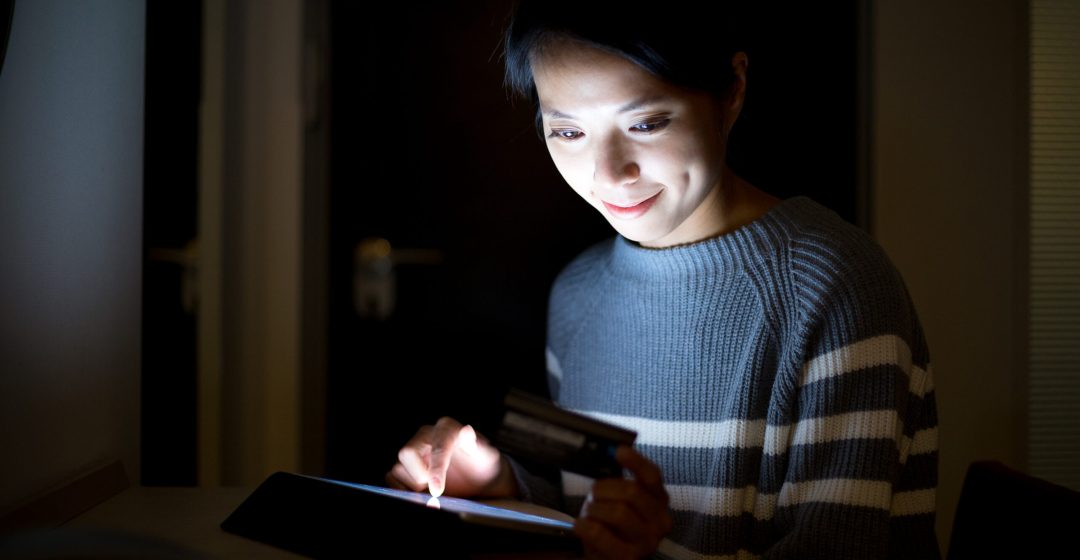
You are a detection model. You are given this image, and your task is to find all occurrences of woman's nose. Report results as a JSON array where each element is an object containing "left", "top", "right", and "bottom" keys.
[{"left": 592, "top": 135, "right": 640, "bottom": 189}]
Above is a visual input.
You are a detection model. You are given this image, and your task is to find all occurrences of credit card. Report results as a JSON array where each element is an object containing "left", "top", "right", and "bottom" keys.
[{"left": 492, "top": 388, "right": 637, "bottom": 479}]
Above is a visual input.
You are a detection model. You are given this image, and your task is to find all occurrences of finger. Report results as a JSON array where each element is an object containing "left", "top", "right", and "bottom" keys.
[
  {"left": 615, "top": 445, "right": 664, "bottom": 489},
  {"left": 397, "top": 429, "right": 434, "bottom": 487},
  {"left": 579, "top": 500, "right": 649, "bottom": 544},
  {"left": 590, "top": 479, "right": 668, "bottom": 532},
  {"left": 397, "top": 445, "right": 432, "bottom": 486},
  {"left": 574, "top": 517, "right": 642, "bottom": 560},
  {"left": 458, "top": 424, "right": 479, "bottom": 456},
  {"left": 384, "top": 470, "right": 405, "bottom": 490},
  {"left": 615, "top": 445, "right": 668, "bottom": 503},
  {"left": 428, "top": 416, "right": 464, "bottom": 497},
  {"left": 386, "top": 463, "right": 426, "bottom": 492},
  {"left": 586, "top": 489, "right": 675, "bottom": 546},
  {"left": 460, "top": 424, "right": 503, "bottom": 465}
]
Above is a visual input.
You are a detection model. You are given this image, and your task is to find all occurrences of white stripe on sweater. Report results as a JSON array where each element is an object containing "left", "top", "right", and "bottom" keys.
[
  {"left": 762, "top": 422, "right": 793, "bottom": 457},
  {"left": 800, "top": 334, "right": 932, "bottom": 399},
  {"left": 545, "top": 346, "right": 563, "bottom": 381},
  {"left": 777, "top": 478, "right": 892, "bottom": 511},
  {"left": 922, "top": 364, "right": 934, "bottom": 393},
  {"left": 565, "top": 474, "right": 931, "bottom": 520},
  {"left": 549, "top": 336, "right": 933, "bottom": 453},
  {"left": 909, "top": 426, "right": 938, "bottom": 456},
  {"left": 890, "top": 488, "right": 936, "bottom": 516},
  {"left": 567, "top": 409, "right": 768, "bottom": 449},
  {"left": 564, "top": 474, "right": 777, "bottom": 520},
  {"left": 666, "top": 484, "right": 778, "bottom": 520},
  {"left": 790, "top": 410, "right": 899, "bottom": 446},
  {"left": 564, "top": 474, "right": 755, "bottom": 518},
  {"left": 800, "top": 334, "right": 909, "bottom": 385},
  {"left": 658, "top": 539, "right": 762, "bottom": 560},
  {"left": 899, "top": 425, "right": 939, "bottom": 465},
  {"left": 564, "top": 407, "right": 936, "bottom": 459},
  {"left": 572, "top": 478, "right": 889, "bottom": 518}
]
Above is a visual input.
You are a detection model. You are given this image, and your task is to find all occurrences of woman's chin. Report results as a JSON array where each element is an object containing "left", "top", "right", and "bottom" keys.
[{"left": 616, "top": 229, "right": 667, "bottom": 248}]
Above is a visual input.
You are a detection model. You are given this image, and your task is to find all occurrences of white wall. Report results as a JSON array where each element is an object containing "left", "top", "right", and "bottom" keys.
[
  {"left": 0, "top": 0, "right": 145, "bottom": 510},
  {"left": 873, "top": 0, "right": 1028, "bottom": 553}
]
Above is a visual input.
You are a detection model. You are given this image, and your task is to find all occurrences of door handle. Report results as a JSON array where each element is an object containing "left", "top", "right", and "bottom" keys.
[
  {"left": 147, "top": 239, "right": 199, "bottom": 315},
  {"left": 353, "top": 237, "right": 444, "bottom": 320}
]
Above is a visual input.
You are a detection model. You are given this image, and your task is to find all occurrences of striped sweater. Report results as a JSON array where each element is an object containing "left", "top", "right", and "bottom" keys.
[{"left": 505, "top": 195, "right": 940, "bottom": 559}]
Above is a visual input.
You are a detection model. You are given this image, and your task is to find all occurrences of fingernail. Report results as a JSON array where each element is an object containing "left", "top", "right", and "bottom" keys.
[
  {"left": 430, "top": 476, "right": 442, "bottom": 497},
  {"left": 461, "top": 425, "right": 479, "bottom": 456}
]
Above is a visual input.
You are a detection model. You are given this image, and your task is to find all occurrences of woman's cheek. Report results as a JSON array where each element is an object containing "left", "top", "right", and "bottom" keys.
[
  {"left": 549, "top": 153, "right": 581, "bottom": 187},
  {"left": 573, "top": 185, "right": 603, "bottom": 212},
  {"left": 552, "top": 160, "right": 594, "bottom": 204}
]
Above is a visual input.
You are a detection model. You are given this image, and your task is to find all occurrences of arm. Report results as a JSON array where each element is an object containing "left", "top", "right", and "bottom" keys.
[
  {"left": 765, "top": 254, "right": 941, "bottom": 560},
  {"left": 504, "top": 453, "right": 568, "bottom": 513},
  {"left": 502, "top": 344, "right": 570, "bottom": 514},
  {"left": 765, "top": 336, "right": 940, "bottom": 559}
]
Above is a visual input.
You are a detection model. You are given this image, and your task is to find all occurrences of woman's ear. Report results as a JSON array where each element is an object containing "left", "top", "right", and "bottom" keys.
[{"left": 721, "top": 51, "right": 749, "bottom": 138}]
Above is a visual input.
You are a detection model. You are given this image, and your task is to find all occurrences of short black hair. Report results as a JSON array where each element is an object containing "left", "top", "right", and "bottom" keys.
[{"left": 499, "top": 0, "right": 751, "bottom": 143}]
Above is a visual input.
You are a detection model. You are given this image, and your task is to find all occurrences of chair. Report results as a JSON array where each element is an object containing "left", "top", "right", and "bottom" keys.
[{"left": 947, "top": 460, "right": 1080, "bottom": 560}]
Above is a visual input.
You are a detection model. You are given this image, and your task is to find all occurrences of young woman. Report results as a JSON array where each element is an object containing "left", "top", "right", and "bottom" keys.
[{"left": 385, "top": 2, "right": 940, "bottom": 559}]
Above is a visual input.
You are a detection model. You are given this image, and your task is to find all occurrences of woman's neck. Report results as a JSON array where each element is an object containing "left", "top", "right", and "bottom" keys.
[
  {"left": 720, "top": 170, "right": 782, "bottom": 235},
  {"left": 638, "top": 165, "right": 781, "bottom": 249}
]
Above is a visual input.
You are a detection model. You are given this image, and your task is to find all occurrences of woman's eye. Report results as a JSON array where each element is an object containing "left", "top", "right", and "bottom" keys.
[
  {"left": 548, "top": 129, "right": 582, "bottom": 141},
  {"left": 632, "top": 119, "right": 671, "bottom": 133},
  {"left": 547, "top": 119, "right": 670, "bottom": 142}
]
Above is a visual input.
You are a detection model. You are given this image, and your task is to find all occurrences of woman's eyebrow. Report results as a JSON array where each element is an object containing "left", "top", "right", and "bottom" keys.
[{"left": 544, "top": 94, "right": 671, "bottom": 120}]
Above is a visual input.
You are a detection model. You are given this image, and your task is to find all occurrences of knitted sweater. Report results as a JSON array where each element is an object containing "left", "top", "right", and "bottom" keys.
[{"left": 505, "top": 195, "right": 940, "bottom": 560}]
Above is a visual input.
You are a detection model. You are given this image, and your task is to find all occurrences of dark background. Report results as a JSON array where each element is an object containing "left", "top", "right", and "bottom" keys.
[{"left": 141, "top": 0, "right": 201, "bottom": 486}]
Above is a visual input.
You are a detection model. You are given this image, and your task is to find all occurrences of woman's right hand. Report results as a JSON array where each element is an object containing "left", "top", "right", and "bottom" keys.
[{"left": 384, "top": 416, "right": 518, "bottom": 499}]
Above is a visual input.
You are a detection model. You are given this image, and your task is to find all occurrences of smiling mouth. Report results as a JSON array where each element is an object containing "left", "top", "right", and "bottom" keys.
[
  {"left": 601, "top": 191, "right": 662, "bottom": 219},
  {"left": 607, "top": 198, "right": 649, "bottom": 208}
]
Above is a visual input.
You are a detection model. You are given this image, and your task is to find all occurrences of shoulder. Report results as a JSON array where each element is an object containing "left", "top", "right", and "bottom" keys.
[
  {"left": 544, "top": 236, "right": 615, "bottom": 361},
  {"left": 776, "top": 198, "right": 900, "bottom": 287},
  {"left": 550, "top": 235, "right": 614, "bottom": 296},
  {"left": 545, "top": 235, "right": 614, "bottom": 322},
  {"left": 773, "top": 197, "right": 928, "bottom": 361},
  {"left": 776, "top": 198, "right": 912, "bottom": 311}
]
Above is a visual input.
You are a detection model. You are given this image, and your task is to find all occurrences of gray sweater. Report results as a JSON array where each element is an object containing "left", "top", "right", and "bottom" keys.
[{"left": 506, "top": 195, "right": 940, "bottom": 559}]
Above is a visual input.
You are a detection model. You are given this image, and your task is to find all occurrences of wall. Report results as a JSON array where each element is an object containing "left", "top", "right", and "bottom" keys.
[
  {"left": 204, "top": 0, "right": 304, "bottom": 486},
  {"left": 873, "top": 0, "right": 1028, "bottom": 552},
  {"left": 0, "top": 0, "right": 145, "bottom": 510}
]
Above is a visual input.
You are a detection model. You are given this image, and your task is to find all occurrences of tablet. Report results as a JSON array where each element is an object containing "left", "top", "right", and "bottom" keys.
[
  {"left": 307, "top": 474, "right": 576, "bottom": 537},
  {"left": 221, "top": 471, "right": 581, "bottom": 558}
]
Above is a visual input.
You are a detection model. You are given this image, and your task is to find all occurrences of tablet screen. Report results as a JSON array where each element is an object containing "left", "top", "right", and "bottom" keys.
[{"left": 307, "top": 475, "right": 575, "bottom": 532}]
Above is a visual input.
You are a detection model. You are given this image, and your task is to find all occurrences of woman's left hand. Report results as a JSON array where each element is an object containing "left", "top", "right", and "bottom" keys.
[{"left": 573, "top": 444, "right": 674, "bottom": 559}]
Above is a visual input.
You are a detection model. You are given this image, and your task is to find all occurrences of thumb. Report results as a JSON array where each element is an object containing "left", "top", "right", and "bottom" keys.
[{"left": 459, "top": 424, "right": 480, "bottom": 456}]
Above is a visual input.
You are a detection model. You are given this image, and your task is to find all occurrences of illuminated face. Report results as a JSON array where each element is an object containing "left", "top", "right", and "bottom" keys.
[{"left": 532, "top": 41, "right": 746, "bottom": 248}]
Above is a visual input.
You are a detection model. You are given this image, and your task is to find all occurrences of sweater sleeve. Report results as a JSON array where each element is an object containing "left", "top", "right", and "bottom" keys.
[
  {"left": 504, "top": 453, "right": 567, "bottom": 514},
  {"left": 764, "top": 242, "right": 941, "bottom": 560},
  {"left": 503, "top": 344, "right": 570, "bottom": 515},
  {"left": 504, "top": 246, "right": 604, "bottom": 517}
]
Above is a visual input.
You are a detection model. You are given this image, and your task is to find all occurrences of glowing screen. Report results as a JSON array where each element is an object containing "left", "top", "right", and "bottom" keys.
[{"left": 307, "top": 476, "right": 574, "bottom": 531}]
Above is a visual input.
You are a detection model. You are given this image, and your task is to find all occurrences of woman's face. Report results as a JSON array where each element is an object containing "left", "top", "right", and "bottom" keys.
[{"left": 531, "top": 41, "right": 746, "bottom": 248}]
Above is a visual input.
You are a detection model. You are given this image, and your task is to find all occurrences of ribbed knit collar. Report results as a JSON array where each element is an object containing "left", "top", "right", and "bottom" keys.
[{"left": 608, "top": 195, "right": 817, "bottom": 280}]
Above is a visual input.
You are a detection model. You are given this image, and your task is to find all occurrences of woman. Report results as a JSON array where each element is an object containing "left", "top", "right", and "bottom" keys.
[{"left": 386, "top": 1, "right": 940, "bottom": 558}]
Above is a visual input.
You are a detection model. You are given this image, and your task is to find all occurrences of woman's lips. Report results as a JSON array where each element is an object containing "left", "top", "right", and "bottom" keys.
[{"left": 602, "top": 191, "right": 662, "bottom": 220}]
